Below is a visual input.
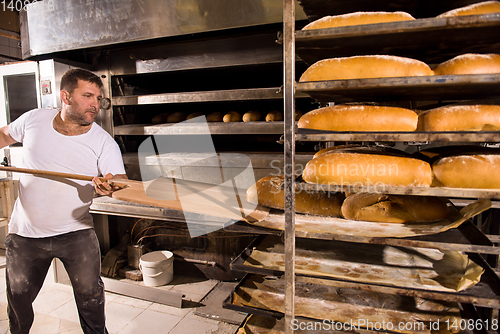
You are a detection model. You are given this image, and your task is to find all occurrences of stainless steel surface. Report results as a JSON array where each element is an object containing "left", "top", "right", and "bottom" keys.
[
  {"left": 133, "top": 33, "right": 283, "bottom": 74},
  {"left": 20, "top": 0, "right": 307, "bottom": 58},
  {"left": 114, "top": 121, "right": 286, "bottom": 136},
  {"left": 296, "top": 74, "right": 500, "bottom": 103},
  {"left": 296, "top": 129, "right": 500, "bottom": 143},
  {"left": 101, "top": 277, "right": 184, "bottom": 308},
  {"left": 295, "top": 13, "right": 500, "bottom": 65},
  {"left": 113, "top": 88, "right": 283, "bottom": 106},
  {"left": 283, "top": 0, "right": 295, "bottom": 331}
]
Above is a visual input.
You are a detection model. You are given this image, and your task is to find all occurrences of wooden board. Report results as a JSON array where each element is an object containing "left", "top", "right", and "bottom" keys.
[{"left": 111, "top": 178, "right": 269, "bottom": 223}]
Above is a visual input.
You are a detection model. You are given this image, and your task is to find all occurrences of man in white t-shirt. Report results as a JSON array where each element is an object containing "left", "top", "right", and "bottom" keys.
[{"left": 0, "top": 68, "right": 127, "bottom": 334}]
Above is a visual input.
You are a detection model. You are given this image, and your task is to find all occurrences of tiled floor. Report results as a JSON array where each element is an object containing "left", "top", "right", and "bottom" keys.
[{"left": 0, "top": 251, "right": 242, "bottom": 334}]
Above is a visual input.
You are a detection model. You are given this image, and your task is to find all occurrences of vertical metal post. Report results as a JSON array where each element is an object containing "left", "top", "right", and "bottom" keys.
[{"left": 283, "top": 0, "right": 296, "bottom": 332}]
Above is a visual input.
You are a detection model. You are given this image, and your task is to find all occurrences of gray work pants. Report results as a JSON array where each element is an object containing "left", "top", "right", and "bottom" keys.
[{"left": 4, "top": 229, "right": 108, "bottom": 334}]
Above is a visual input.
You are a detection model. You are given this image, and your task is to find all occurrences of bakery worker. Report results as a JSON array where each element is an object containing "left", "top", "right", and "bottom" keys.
[{"left": 0, "top": 68, "right": 127, "bottom": 334}]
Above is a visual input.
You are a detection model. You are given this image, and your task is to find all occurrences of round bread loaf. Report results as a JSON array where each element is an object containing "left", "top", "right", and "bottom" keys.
[
  {"left": 418, "top": 104, "right": 500, "bottom": 131},
  {"left": 167, "top": 112, "right": 186, "bottom": 123},
  {"left": 243, "top": 111, "right": 261, "bottom": 122},
  {"left": 302, "top": 152, "right": 433, "bottom": 187},
  {"left": 302, "top": 11, "right": 415, "bottom": 30},
  {"left": 206, "top": 112, "right": 223, "bottom": 122},
  {"left": 299, "top": 55, "right": 434, "bottom": 82},
  {"left": 186, "top": 112, "right": 204, "bottom": 120},
  {"left": 298, "top": 104, "right": 418, "bottom": 131},
  {"left": 266, "top": 111, "right": 283, "bottom": 122},
  {"left": 433, "top": 53, "right": 500, "bottom": 75},
  {"left": 223, "top": 111, "right": 242, "bottom": 122},
  {"left": 246, "top": 175, "right": 345, "bottom": 217},
  {"left": 432, "top": 154, "right": 500, "bottom": 188},
  {"left": 437, "top": 1, "right": 500, "bottom": 17},
  {"left": 341, "top": 193, "right": 449, "bottom": 223},
  {"left": 152, "top": 113, "right": 170, "bottom": 124}
]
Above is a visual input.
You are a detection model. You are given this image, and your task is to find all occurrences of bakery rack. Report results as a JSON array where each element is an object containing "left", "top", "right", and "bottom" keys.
[{"left": 225, "top": 1, "right": 500, "bottom": 333}]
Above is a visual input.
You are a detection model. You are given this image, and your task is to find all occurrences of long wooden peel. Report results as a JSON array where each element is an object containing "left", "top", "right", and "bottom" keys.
[
  {"left": 0, "top": 166, "right": 129, "bottom": 189},
  {"left": 0, "top": 165, "right": 269, "bottom": 222}
]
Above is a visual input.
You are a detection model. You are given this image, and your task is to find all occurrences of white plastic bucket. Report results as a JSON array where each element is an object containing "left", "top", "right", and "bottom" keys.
[{"left": 139, "top": 250, "right": 174, "bottom": 287}]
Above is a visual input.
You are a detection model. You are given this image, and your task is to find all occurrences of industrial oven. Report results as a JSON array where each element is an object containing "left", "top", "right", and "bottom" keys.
[{"left": 2, "top": 0, "right": 499, "bottom": 330}]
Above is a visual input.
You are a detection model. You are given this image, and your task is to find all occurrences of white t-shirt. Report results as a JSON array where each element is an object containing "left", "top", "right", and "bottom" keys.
[{"left": 8, "top": 108, "right": 126, "bottom": 237}]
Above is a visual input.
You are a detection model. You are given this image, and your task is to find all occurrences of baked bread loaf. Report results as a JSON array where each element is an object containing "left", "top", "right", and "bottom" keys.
[
  {"left": 313, "top": 144, "right": 393, "bottom": 158},
  {"left": 246, "top": 175, "right": 345, "bottom": 217},
  {"left": 223, "top": 111, "right": 242, "bottom": 122},
  {"left": 432, "top": 153, "right": 500, "bottom": 188},
  {"left": 265, "top": 111, "right": 283, "bottom": 122},
  {"left": 433, "top": 53, "right": 500, "bottom": 75},
  {"left": 302, "top": 11, "right": 415, "bottom": 30},
  {"left": 299, "top": 55, "right": 434, "bottom": 82},
  {"left": 167, "top": 112, "right": 186, "bottom": 123},
  {"left": 341, "top": 193, "right": 449, "bottom": 223},
  {"left": 302, "top": 151, "right": 433, "bottom": 187},
  {"left": 206, "top": 111, "right": 223, "bottom": 122},
  {"left": 186, "top": 112, "right": 204, "bottom": 120},
  {"left": 243, "top": 111, "right": 261, "bottom": 122},
  {"left": 418, "top": 104, "right": 500, "bottom": 131},
  {"left": 437, "top": 1, "right": 500, "bottom": 17},
  {"left": 152, "top": 113, "right": 170, "bottom": 124},
  {"left": 298, "top": 104, "right": 418, "bottom": 131}
]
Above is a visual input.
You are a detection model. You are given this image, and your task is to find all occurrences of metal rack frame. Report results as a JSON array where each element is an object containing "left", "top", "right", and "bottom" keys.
[{"left": 279, "top": 1, "right": 500, "bottom": 333}]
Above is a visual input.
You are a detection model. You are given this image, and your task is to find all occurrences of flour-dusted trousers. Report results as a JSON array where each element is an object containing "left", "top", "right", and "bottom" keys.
[{"left": 4, "top": 229, "right": 108, "bottom": 334}]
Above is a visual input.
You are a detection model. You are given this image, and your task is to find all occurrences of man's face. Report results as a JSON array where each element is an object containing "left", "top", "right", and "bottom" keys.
[{"left": 66, "top": 79, "right": 102, "bottom": 126}]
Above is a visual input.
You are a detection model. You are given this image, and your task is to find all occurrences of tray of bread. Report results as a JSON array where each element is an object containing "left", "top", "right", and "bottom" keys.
[
  {"left": 226, "top": 274, "right": 468, "bottom": 334},
  {"left": 295, "top": 12, "right": 500, "bottom": 65},
  {"left": 233, "top": 235, "right": 485, "bottom": 293},
  {"left": 244, "top": 144, "right": 499, "bottom": 238}
]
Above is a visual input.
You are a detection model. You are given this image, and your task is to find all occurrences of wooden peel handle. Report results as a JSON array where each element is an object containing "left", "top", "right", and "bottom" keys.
[{"left": 0, "top": 166, "right": 127, "bottom": 188}]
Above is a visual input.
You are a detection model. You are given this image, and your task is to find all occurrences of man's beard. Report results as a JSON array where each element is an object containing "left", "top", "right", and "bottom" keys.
[{"left": 67, "top": 106, "right": 97, "bottom": 126}]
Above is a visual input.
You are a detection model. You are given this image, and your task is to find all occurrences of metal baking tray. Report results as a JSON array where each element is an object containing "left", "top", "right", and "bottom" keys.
[
  {"left": 294, "top": 181, "right": 500, "bottom": 200},
  {"left": 296, "top": 0, "right": 488, "bottom": 21},
  {"left": 223, "top": 273, "right": 284, "bottom": 319},
  {"left": 295, "top": 14, "right": 500, "bottom": 65},
  {"left": 223, "top": 273, "right": 486, "bottom": 332},
  {"left": 295, "top": 128, "right": 500, "bottom": 143},
  {"left": 231, "top": 217, "right": 500, "bottom": 255},
  {"left": 114, "top": 121, "right": 286, "bottom": 135},
  {"left": 230, "top": 235, "right": 500, "bottom": 308},
  {"left": 296, "top": 74, "right": 500, "bottom": 103}
]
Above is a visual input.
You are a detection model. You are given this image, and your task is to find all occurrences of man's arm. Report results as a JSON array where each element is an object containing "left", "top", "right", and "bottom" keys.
[{"left": 0, "top": 125, "right": 18, "bottom": 149}]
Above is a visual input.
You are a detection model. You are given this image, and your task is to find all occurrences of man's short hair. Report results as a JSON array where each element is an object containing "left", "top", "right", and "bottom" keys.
[{"left": 60, "top": 68, "right": 103, "bottom": 93}]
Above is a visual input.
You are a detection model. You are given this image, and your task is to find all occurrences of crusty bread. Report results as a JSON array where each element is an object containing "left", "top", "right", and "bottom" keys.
[
  {"left": 167, "top": 112, "right": 186, "bottom": 123},
  {"left": 432, "top": 154, "right": 500, "bottom": 188},
  {"left": 418, "top": 104, "right": 500, "bottom": 131},
  {"left": 437, "top": 1, "right": 500, "bottom": 17},
  {"left": 341, "top": 193, "right": 449, "bottom": 223},
  {"left": 151, "top": 113, "right": 170, "bottom": 124},
  {"left": 186, "top": 112, "right": 204, "bottom": 120},
  {"left": 298, "top": 104, "right": 418, "bottom": 131},
  {"left": 302, "top": 151, "right": 433, "bottom": 187},
  {"left": 265, "top": 111, "right": 283, "bottom": 122},
  {"left": 206, "top": 112, "right": 223, "bottom": 122},
  {"left": 433, "top": 53, "right": 500, "bottom": 75},
  {"left": 299, "top": 55, "right": 434, "bottom": 82},
  {"left": 302, "top": 11, "right": 415, "bottom": 30},
  {"left": 223, "top": 111, "right": 242, "bottom": 122},
  {"left": 313, "top": 144, "right": 407, "bottom": 159},
  {"left": 246, "top": 175, "right": 345, "bottom": 216},
  {"left": 243, "top": 111, "right": 261, "bottom": 122}
]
